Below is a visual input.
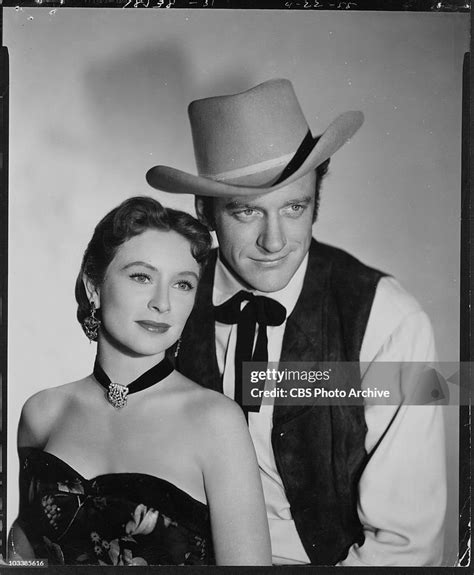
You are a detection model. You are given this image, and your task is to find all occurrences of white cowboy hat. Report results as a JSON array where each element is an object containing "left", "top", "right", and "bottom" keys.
[{"left": 146, "top": 78, "right": 363, "bottom": 197}]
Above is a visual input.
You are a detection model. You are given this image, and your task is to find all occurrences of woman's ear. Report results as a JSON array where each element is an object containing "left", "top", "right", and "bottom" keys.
[
  {"left": 195, "top": 196, "right": 215, "bottom": 231},
  {"left": 82, "top": 274, "right": 100, "bottom": 309}
]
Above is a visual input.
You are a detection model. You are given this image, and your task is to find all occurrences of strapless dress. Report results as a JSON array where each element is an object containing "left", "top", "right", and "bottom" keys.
[{"left": 17, "top": 447, "right": 214, "bottom": 565}]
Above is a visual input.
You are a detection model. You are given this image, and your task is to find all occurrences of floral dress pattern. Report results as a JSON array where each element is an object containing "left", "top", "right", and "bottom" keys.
[{"left": 18, "top": 448, "right": 214, "bottom": 565}]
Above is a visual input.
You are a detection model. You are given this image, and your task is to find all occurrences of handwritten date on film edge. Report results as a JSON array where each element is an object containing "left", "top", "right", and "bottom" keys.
[{"left": 122, "top": 0, "right": 214, "bottom": 8}]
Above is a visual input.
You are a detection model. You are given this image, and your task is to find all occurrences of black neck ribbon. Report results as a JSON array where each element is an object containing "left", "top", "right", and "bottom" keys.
[
  {"left": 93, "top": 356, "right": 174, "bottom": 395},
  {"left": 214, "top": 291, "right": 286, "bottom": 419}
]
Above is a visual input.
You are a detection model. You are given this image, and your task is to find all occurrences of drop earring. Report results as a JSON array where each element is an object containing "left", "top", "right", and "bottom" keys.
[
  {"left": 82, "top": 302, "right": 101, "bottom": 342},
  {"left": 174, "top": 337, "right": 181, "bottom": 358}
]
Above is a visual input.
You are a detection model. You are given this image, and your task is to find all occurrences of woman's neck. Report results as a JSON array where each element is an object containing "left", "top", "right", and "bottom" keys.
[{"left": 95, "top": 340, "right": 166, "bottom": 385}]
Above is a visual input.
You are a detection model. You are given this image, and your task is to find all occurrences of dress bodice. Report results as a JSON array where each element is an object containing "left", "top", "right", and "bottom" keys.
[{"left": 18, "top": 447, "right": 214, "bottom": 566}]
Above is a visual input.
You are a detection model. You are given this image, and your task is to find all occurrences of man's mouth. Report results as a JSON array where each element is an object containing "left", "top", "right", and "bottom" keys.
[
  {"left": 136, "top": 321, "right": 171, "bottom": 333},
  {"left": 250, "top": 254, "right": 289, "bottom": 267}
]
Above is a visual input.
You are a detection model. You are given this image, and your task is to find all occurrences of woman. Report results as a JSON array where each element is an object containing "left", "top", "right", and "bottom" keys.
[{"left": 9, "top": 197, "right": 271, "bottom": 566}]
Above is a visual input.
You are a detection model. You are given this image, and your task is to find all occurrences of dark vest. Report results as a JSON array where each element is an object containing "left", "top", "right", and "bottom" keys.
[{"left": 176, "top": 239, "right": 385, "bottom": 565}]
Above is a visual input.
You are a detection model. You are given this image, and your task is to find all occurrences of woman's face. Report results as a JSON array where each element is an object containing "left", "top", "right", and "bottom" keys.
[{"left": 91, "top": 228, "right": 200, "bottom": 358}]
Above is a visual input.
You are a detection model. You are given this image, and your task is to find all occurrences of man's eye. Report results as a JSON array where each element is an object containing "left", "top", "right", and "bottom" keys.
[
  {"left": 174, "top": 280, "right": 194, "bottom": 291},
  {"left": 234, "top": 208, "right": 258, "bottom": 219},
  {"left": 284, "top": 204, "right": 306, "bottom": 217},
  {"left": 130, "top": 273, "right": 151, "bottom": 283}
]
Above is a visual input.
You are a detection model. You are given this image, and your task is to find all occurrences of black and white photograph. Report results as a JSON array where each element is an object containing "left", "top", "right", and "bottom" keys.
[{"left": 1, "top": 4, "right": 470, "bottom": 569}]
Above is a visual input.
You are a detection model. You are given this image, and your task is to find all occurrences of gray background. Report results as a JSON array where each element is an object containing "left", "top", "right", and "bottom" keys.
[{"left": 4, "top": 7, "right": 468, "bottom": 564}]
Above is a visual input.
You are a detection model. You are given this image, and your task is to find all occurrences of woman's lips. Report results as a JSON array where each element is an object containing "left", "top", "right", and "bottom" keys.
[{"left": 136, "top": 321, "right": 171, "bottom": 333}]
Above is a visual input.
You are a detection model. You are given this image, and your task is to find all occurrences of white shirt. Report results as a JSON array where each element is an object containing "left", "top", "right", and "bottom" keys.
[{"left": 213, "top": 251, "right": 446, "bottom": 566}]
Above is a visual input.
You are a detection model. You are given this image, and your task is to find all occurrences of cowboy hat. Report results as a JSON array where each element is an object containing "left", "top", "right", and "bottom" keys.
[{"left": 146, "top": 78, "right": 363, "bottom": 197}]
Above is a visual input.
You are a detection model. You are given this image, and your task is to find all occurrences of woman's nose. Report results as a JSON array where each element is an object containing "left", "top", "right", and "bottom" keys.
[{"left": 148, "top": 285, "right": 171, "bottom": 313}]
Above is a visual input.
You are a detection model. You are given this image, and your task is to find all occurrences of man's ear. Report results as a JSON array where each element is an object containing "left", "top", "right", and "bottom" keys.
[
  {"left": 195, "top": 196, "right": 215, "bottom": 231},
  {"left": 82, "top": 274, "right": 100, "bottom": 309}
]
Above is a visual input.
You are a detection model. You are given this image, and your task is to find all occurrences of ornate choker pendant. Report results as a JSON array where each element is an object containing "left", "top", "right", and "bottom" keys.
[
  {"left": 93, "top": 357, "right": 174, "bottom": 409},
  {"left": 107, "top": 383, "right": 130, "bottom": 409}
]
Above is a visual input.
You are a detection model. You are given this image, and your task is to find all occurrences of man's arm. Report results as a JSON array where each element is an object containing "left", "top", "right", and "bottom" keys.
[{"left": 338, "top": 279, "right": 447, "bottom": 566}]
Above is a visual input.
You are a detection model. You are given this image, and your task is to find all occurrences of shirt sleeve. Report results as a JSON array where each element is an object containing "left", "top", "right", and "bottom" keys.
[{"left": 338, "top": 278, "right": 447, "bottom": 566}]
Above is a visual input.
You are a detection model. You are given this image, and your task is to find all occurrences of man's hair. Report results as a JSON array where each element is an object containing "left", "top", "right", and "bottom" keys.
[
  {"left": 75, "top": 196, "right": 212, "bottom": 327},
  {"left": 197, "top": 157, "right": 330, "bottom": 230}
]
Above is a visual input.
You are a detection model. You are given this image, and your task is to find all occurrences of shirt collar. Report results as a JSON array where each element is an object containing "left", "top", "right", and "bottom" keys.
[{"left": 213, "top": 251, "right": 309, "bottom": 317}]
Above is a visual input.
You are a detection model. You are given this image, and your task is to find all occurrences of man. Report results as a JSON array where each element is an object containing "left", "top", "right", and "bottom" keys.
[{"left": 146, "top": 79, "right": 446, "bottom": 566}]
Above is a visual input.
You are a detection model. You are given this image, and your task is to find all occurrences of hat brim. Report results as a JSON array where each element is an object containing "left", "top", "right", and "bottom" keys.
[{"left": 146, "top": 110, "right": 364, "bottom": 198}]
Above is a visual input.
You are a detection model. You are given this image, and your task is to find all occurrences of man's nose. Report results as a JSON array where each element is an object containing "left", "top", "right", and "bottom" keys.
[
  {"left": 256, "top": 215, "right": 287, "bottom": 253},
  {"left": 148, "top": 284, "right": 171, "bottom": 313}
]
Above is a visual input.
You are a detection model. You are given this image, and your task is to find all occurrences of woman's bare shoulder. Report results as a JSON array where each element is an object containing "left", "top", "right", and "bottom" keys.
[
  {"left": 21, "top": 377, "right": 89, "bottom": 412},
  {"left": 19, "top": 377, "right": 90, "bottom": 448},
  {"left": 176, "top": 373, "right": 247, "bottom": 434}
]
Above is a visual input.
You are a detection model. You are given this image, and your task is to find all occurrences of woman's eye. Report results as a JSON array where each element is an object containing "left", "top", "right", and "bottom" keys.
[
  {"left": 130, "top": 273, "right": 151, "bottom": 284},
  {"left": 174, "top": 280, "right": 194, "bottom": 291}
]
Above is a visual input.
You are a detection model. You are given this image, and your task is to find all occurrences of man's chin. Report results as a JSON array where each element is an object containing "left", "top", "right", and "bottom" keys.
[{"left": 241, "top": 269, "right": 293, "bottom": 293}]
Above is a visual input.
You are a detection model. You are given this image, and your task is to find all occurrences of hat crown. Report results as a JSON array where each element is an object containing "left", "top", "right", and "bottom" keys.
[
  {"left": 146, "top": 78, "right": 364, "bottom": 197},
  {"left": 188, "top": 79, "right": 309, "bottom": 182}
]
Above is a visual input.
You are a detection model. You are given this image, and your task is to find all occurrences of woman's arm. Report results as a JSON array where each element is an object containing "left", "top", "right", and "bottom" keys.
[
  {"left": 200, "top": 397, "right": 271, "bottom": 566},
  {"left": 8, "top": 520, "right": 36, "bottom": 560},
  {"left": 8, "top": 389, "right": 61, "bottom": 561},
  {"left": 17, "top": 388, "right": 59, "bottom": 449}
]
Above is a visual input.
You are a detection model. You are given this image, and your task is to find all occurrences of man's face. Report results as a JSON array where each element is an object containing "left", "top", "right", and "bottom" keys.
[{"left": 210, "top": 171, "right": 316, "bottom": 293}]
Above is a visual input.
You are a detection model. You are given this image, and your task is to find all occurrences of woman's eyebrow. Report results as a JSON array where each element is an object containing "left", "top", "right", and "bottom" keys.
[
  {"left": 122, "top": 261, "right": 157, "bottom": 271},
  {"left": 122, "top": 262, "right": 199, "bottom": 281},
  {"left": 177, "top": 271, "right": 200, "bottom": 281}
]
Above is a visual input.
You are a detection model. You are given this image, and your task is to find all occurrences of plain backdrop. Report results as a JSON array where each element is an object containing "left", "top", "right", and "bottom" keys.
[{"left": 4, "top": 7, "right": 469, "bottom": 565}]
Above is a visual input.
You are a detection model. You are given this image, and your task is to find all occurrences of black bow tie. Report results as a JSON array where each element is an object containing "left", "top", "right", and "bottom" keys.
[{"left": 214, "top": 291, "right": 286, "bottom": 418}]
